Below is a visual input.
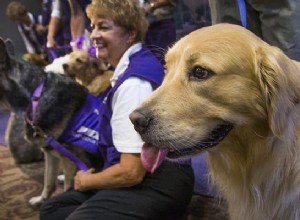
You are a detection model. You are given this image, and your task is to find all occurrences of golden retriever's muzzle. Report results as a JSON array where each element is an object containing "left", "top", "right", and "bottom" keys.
[
  {"left": 130, "top": 109, "right": 233, "bottom": 151},
  {"left": 130, "top": 109, "right": 233, "bottom": 173}
]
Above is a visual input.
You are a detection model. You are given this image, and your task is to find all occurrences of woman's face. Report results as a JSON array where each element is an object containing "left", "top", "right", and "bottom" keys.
[{"left": 90, "top": 17, "right": 132, "bottom": 67}]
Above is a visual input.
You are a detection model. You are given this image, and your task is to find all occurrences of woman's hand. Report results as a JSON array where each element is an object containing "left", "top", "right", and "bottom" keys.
[
  {"left": 74, "top": 168, "right": 95, "bottom": 191},
  {"left": 73, "top": 154, "right": 146, "bottom": 190}
]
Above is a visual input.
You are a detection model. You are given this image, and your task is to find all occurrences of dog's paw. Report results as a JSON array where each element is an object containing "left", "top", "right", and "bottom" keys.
[{"left": 29, "top": 196, "right": 45, "bottom": 209}]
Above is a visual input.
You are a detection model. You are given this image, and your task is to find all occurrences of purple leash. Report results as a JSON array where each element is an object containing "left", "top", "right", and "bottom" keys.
[
  {"left": 31, "top": 82, "right": 44, "bottom": 122},
  {"left": 47, "top": 45, "right": 72, "bottom": 60},
  {"left": 46, "top": 137, "right": 88, "bottom": 171},
  {"left": 26, "top": 82, "right": 89, "bottom": 171}
]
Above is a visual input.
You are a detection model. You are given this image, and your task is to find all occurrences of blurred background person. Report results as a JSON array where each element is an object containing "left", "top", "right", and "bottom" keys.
[
  {"left": 68, "top": 0, "right": 91, "bottom": 46},
  {"left": 47, "top": 0, "right": 91, "bottom": 50},
  {"left": 46, "top": 0, "right": 71, "bottom": 49},
  {"left": 209, "top": 0, "right": 300, "bottom": 61},
  {"left": 6, "top": 1, "right": 48, "bottom": 54}
]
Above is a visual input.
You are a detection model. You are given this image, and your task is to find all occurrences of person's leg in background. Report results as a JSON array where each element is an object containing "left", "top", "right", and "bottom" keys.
[
  {"left": 208, "top": 0, "right": 300, "bottom": 61},
  {"left": 249, "top": 0, "right": 300, "bottom": 61},
  {"left": 208, "top": 0, "right": 262, "bottom": 36}
]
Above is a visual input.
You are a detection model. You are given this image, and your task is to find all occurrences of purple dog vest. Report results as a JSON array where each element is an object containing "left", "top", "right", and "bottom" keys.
[{"left": 59, "top": 94, "right": 101, "bottom": 154}]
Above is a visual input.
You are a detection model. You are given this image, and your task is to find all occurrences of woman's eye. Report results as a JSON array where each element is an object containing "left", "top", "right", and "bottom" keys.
[
  {"left": 99, "top": 25, "right": 108, "bottom": 30},
  {"left": 91, "top": 24, "right": 110, "bottom": 31},
  {"left": 189, "top": 66, "right": 212, "bottom": 81}
]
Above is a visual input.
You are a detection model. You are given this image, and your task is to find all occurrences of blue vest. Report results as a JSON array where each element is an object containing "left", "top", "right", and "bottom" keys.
[
  {"left": 98, "top": 47, "right": 164, "bottom": 169},
  {"left": 59, "top": 94, "right": 101, "bottom": 154}
]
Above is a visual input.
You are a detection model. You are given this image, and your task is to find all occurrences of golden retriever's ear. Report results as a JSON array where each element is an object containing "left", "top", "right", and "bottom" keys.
[{"left": 256, "top": 46, "right": 300, "bottom": 138}]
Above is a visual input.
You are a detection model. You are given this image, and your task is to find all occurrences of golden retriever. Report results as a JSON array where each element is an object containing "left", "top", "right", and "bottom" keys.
[{"left": 130, "top": 24, "right": 300, "bottom": 220}]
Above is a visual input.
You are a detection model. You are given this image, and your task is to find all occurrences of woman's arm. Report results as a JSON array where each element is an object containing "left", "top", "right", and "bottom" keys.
[
  {"left": 74, "top": 153, "right": 147, "bottom": 191},
  {"left": 75, "top": 76, "right": 153, "bottom": 191}
]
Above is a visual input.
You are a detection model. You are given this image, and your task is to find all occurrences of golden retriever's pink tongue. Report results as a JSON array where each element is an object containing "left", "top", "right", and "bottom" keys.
[{"left": 141, "top": 143, "right": 169, "bottom": 173}]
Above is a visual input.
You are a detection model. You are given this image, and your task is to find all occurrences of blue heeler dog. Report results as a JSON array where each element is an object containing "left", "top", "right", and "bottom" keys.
[{"left": 0, "top": 38, "right": 103, "bottom": 208}]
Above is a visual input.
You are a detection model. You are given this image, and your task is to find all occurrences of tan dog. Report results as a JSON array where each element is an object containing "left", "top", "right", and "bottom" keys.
[
  {"left": 130, "top": 24, "right": 300, "bottom": 220},
  {"left": 63, "top": 50, "right": 113, "bottom": 96}
]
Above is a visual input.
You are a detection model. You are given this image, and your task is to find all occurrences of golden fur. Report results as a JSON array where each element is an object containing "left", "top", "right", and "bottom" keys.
[
  {"left": 63, "top": 50, "right": 113, "bottom": 96},
  {"left": 131, "top": 24, "right": 300, "bottom": 220}
]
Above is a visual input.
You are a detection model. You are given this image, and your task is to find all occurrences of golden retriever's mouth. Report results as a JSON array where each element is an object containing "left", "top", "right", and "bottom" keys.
[{"left": 141, "top": 123, "right": 233, "bottom": 173}]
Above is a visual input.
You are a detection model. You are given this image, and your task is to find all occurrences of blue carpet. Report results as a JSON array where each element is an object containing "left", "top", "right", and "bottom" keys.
[{"left": 0, "top": 110, "right": 9, "bottom": 145}]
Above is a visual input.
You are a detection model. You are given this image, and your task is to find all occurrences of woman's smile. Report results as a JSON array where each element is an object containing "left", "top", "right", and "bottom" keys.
[{"left": 93, "top": 41, "right": 105, "bottom": 49}]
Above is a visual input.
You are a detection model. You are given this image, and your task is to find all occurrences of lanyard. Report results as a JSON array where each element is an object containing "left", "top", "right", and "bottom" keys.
[{"left": 237, "top": 0, "right": 247, "bottom": 27}]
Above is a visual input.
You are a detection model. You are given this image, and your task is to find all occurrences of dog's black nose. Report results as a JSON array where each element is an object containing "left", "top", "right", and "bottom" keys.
[{"left": 129, "top": 110, "right": 150, "bottom": 134}]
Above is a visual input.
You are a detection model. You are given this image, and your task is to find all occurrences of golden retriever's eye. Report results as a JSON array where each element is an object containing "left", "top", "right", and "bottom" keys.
[{"left": 189, "top": 66, "right": 212, "bottom": 81}]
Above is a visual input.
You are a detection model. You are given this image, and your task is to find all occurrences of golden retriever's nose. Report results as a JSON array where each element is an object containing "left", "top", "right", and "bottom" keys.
[{"left": 129, "top": 110, "right": 150, "bottom": 134}]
